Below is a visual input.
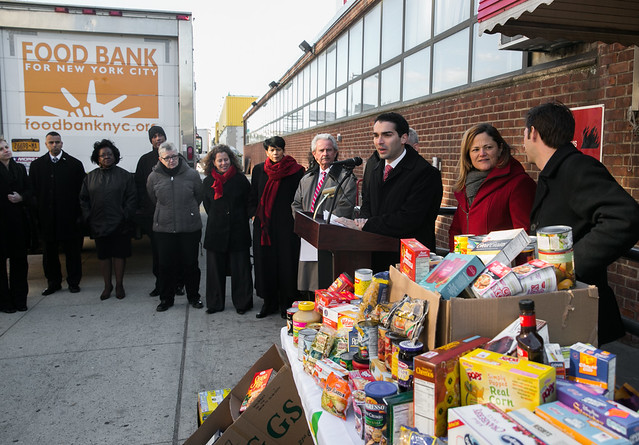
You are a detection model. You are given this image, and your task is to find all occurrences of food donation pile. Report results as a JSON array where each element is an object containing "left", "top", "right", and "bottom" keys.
[{"left": 279, "top": 227, "right": 639, "bottom": 445}]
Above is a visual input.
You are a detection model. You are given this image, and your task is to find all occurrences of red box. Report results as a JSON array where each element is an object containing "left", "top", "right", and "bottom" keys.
[
  {"left": 400, "top": 238, "right": 430, "bottom": 282},
  {"left": 314, "top": 290, "right": 356, "bottom": 313}
]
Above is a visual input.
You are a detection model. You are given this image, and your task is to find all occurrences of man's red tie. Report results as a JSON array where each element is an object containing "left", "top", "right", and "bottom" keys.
[
  {"left": 310, "top": 171, "right": 327, "bottom": 211},
  {"left": 383, "top": 164, "right": 393, "bottom": 181}
]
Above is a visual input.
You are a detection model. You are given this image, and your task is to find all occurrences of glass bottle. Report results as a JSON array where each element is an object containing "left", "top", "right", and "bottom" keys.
[{"left": 516, "top": 299, "right": 545, "bottom": 363}]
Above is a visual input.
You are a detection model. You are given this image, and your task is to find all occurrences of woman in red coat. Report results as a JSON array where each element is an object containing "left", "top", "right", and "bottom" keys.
[{"left": 448, "top": 123, "right": 536, "bottom": 251}]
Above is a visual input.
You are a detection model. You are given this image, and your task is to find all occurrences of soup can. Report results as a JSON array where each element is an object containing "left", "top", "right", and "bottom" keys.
[
  {"left": 354, "top": 268, "right": 373, "bottom": 297},
  {"left": 357, "top": 320, "right": 379, "bottom": 360},
  {"left": 537, "top": 226, "right": 575, "bottom": 289},
  {"left": 384, "top": 331, "right": 407, "bottom": 371},
  {"left": 364, "top": 381, "right": 398, "bottom": 445},
  {"left": 297, "top": 329, "right": 317, "bottom": 362}
]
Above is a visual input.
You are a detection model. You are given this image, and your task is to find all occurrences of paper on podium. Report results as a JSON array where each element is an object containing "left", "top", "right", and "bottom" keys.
[{"left": 299, "top": 238, "right": 318, "bottom": 262}]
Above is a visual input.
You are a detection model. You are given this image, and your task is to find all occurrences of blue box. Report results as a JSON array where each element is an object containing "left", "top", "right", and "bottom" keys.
[
  {"left": 535, "top": 401, "right": 631, "bottom": 445},
  {"left": 556, "top": 379, "right": 639, "bottom": 444},
  {"left": 419, "top": 253, "right": 485, "bottom": 300},
  {"left": 568, "top": 342, "right": 616, "bottom": 399}
]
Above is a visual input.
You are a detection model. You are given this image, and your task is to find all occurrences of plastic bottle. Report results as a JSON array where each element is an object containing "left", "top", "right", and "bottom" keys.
[
  {"left": 292, "top": 301, "right": 321, "bottom": 346},
  {"left": 516, "top": 299, "right": 545, "bottom": 363}
]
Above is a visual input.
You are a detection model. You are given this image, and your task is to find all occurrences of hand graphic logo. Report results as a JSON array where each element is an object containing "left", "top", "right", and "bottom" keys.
[{"left": 42, "top": 80, "right": 141, "bottom": 118}]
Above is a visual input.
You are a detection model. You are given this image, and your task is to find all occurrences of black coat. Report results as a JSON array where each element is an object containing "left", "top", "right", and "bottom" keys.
[
  {"left": 360, "top": 145, "right": 443, "bottom": 251},
  {"left": 202, "top": 172, "right": 251, "bottom": 252},
  {"left": 134, "top": 148, "right": 158, "bottom": 217},
  {"left": 530, "top": 144, "right": 639, "bottom": 344},
  {"left": 0, "top": 160, "right": 32, "bottom": 254},
  {"left": 29, "top": 151, "right": 85, "bottom": 241}
]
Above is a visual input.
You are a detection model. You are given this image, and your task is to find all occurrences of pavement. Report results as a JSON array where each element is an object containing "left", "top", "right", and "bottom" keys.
[{"left": 1, "top": 228, "right": 638, "bottom": 444}]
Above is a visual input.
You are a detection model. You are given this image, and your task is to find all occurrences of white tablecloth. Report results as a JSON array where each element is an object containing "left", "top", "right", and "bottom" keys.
[{"left": 280, "top": 327, "right": 361, "bottom": 445}]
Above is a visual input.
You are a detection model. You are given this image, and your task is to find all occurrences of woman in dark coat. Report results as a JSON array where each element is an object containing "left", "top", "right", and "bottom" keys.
[
  {"left": 448, "top": 123, "right": 536, "bottom": 251},
  {"left": 80, "top": 140, "right": 137, "bottom": 300},
  {"left": 249, "top": 136, "right": 304, "bottom": 319},
  {"left": 0, "top": 139, "right": 31, "bottom": 313},
  {"left": 202, "top": 145, "right": 253, "bottom": 315}
]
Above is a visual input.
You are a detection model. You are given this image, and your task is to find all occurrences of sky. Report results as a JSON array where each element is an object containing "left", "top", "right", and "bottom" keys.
[{"left": 33, "top": 0, "right": 342, "bottom": 130}]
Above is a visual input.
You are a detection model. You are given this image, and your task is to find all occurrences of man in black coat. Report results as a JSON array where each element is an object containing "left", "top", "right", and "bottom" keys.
[
  {"left": 29, "top": 131, "right": 85, "bottom": 295},
  {"left": 525, "top": 101, "right": 639, "bottom": 345},
  {"left": 355, "top": 112, "right": 443, "bottom": 272},
  {"left": 134, "top": 125, "right": 166, "bottom": 296}
]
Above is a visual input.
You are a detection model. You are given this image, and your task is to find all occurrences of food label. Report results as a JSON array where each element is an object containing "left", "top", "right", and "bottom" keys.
[{"left": 292, "top": 320, "right": 308, "bottom": 345}]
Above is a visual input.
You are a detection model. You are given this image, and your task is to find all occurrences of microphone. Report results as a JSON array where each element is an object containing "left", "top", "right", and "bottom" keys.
[
  {"left": 331, "top": 157, "right": 362, "bottom": 168},
  {"left": 321, "top": 186, "right": 337, "bottom": 196}
]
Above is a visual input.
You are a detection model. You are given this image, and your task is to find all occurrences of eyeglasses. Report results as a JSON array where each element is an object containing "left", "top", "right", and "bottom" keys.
[{"left": 161, "top": 155, "right": 179, "bottom": 161}]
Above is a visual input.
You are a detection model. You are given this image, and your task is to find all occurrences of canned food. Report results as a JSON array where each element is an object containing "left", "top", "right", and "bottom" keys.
[
  {"left": 471, "top": 261, "right": 523, "bottom": 299},
  {"left": 357, "top": 320, "right": 379, "bottom": 360},
  {"left": 327, "top": 272, "right": 354, "bottom": 293},
  {"left": 340, "top": 351, "right": 355, "bottom": 371},
  {"left": 298, "top": 328, "right": 317, "bottom": 362},
  {"left": 286, "top": 307, "right": 298, "bottom": 336},
  {"left": 453, "top": 234, "right": 473, "bottom": 254},
  {"left": 377, "top": 326, "right": 388, "bottom": 362},
  {"left": 512, "top": 259, "right": 557, "bottom": 294},
  {"left": 515, "top": 239, "right": 537, "bottom": 266},
  {"left": 384, "top": 331, "right": 406, "bottom": 370},
  {"left": 364, "top": 381, "right": 398, "bottom": 445},
  {"left": 537, "top": 226, "right": 575, "bottom": 289},
  {"left": 354, "top": 268, "right": 373, "bottom": 297}
]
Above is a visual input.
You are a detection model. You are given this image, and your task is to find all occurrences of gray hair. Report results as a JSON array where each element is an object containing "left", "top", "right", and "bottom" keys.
[
  {"left": 311, "top": 133, "right": 338, "bottom": 152},
  {"left": 158, "top": 141, "right": 177, "bottom": 157},
  {"left": 408, "top": 128, "right": 419, "bottom": 147}
]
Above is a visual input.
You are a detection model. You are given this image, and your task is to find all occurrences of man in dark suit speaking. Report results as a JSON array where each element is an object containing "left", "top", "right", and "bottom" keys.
[{"left": 351, "top": 112, "right": 442, "bottom": 272}]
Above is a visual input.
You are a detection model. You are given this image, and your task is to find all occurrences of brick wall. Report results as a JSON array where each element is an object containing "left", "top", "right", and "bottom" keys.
[{"left": 244, "top": 42, "right": 639, "bottom": 326}]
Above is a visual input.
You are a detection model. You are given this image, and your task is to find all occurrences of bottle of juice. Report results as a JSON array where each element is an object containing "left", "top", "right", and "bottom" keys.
[{"left": 516, "top": 299, "right": 544, "bottom": 363}]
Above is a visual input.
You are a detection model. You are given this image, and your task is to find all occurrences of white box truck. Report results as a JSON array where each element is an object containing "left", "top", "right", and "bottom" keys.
[{"left": 0, "top": 1, "right": 196, "bottom": 172}]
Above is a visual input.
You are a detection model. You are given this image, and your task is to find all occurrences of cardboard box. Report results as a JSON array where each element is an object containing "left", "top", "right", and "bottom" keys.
[
  {"left": 388, "top": 266, "right": 599, "bottom": 350},
  {"left": 507, "top": 408, "right": 581, "bottom": 445},
  {"left": 197, "top": 388, "right": 231, "bottom": 426},
  {"left": 568, "top": 342, "right": 616, "bottom": 397},
  {"left": 468, "top": 228, "right": 530, "bottom": 265},
  {"left": 322, "top": 303, "right": 358, "bottom": 330},
  {"left": 184, "top": 345, "right": 312, "bottom": 445},
  {"left": 400, "top": 238, "right": 430, "bottom": 282}
]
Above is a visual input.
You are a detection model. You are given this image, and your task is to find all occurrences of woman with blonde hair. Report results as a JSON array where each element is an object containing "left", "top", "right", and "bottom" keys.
[{"left": 448, "top": 123, "right": 536, "bottom": 250}]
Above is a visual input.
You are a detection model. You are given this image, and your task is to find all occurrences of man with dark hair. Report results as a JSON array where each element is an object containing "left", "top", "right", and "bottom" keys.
[
  {"left": 30, "top": 131, "right": 86, "bottom": 295},
  {"left": 525, "top": 101, "right": 639, "bottom": 344},
  {"left": 134, "top": 125, "right": 167, "bottom": 296},
  {"left": 353, "top": 112, "right": 442, "bottom": 271}
]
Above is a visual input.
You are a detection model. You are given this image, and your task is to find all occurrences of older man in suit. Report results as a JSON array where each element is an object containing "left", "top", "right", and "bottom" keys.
[{"left": 30, "top": 132, "right": 86, "bottom": 295}]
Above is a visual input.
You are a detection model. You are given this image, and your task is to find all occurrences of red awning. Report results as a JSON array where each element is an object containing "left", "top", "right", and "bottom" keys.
[{"left": 478, "top": 0, "right": 639, "bottom": 47}]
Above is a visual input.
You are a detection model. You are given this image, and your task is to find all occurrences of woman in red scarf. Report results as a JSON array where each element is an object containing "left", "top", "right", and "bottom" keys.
[
  {"left": 249, "top": 136, "right": 304, "bottom": 318},
  {"left": 202, "top": 145, "right": 253, "bottom": 315}
]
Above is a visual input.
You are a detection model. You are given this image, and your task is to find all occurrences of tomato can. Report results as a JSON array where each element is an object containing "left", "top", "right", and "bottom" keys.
[
  {"left": 537, "top": 226, "right": 575, "bottom": 289},
  {"left": 327, "top": 272, "right": 354, "bottom": 293}
]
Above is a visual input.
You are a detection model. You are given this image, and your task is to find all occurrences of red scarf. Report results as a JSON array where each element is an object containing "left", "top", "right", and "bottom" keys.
[
  {"left": 210, "top": 165, "right": 237, "bottom": 200},
  {"left": 257, "top": 155, "right": 304, "bottom": 245}
]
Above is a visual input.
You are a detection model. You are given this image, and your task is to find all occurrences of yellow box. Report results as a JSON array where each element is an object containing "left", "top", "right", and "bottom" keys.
[
  {"left": 197, "top": 388, "right": 231, "bottom": 425},
  {"left": 459, "top": 349, "right": 556, "bottom": 412}
]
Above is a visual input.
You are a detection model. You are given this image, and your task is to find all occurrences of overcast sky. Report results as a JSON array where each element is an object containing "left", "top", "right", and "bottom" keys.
[{"left": 33, "top": 0, "right": 341, "bottom": 130}]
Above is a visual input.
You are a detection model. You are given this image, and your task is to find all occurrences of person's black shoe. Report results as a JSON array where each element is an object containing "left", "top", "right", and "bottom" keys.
[
  {"left": 156, "top": 302, "right": 172, "bottom": 312},
  {"left": 149, "top": 288, "right": 160, "bottom": 297},
  {"left": 176, "top": 286, "right": 185, "bottom": 296},
  {"left": 237, "top": 309, "right": 246, "bottom": 315},
  {"left": 16, "top": 306, "right": 28, "bottom": 312},
  {"left": 191, "top": 300, "right": 203, "bottom": 309},
  {"left": 256, "top": 304, "right": 276, "bottom": 319},
  {"left": 69, "top": 285, "right": 81, "bottom": 293},
  {"left": 1, "top": 307, "right": 17, "bottom": 314},
  {"left": 206, "top": 308, "right": 221, "bottom": 314},
  {"left": 42, "top": 284, "right": 62, "bottom": 296}
]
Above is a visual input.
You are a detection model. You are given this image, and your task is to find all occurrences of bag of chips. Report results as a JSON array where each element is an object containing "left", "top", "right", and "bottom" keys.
[{"left": 321, "top": 372, "right": 351, "bottom": 420}]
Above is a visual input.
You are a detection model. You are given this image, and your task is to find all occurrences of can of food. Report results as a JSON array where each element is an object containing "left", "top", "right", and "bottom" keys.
[
  {"left": 354, "top": 268, "right": 373, "bottom": 297},
  {"left": 515, "top": 239, "right": 537, "bottom": 266},
  {"left": 364, "top": 381, "right": 398, "bottom": 445},
  {"left": 286, "top": 307, "right": 298, "bottom": 336},
  {"left": 471, "top": 261, "right": 523, "bottom": 299},
  {"left": 357, "top": 320, "right": 379, "bottom": 360},
  {"left": 384, "top": 331, "right": 407, "bottom": 370},
  {"left": 512, "top": 259, "right": 557, "bottom": 294},
  {"left": 352, "top": 351, "right": 370, "bottom": 370},
  {"left": 537, "top": 226, "right": 575, "bottom": 289},
  {"left": 453, "top": 234, "right": 473, "bottom": 254},
  {"left": 339, "top": 351, "right": 355, "bottom": 371},
  {"left": 377, "top": 326, "right": 388, "bottom": 362},
  {"left": 327, "top": 272, "right": 354, "bottom": 293},
  {"left": 297, "top": 328, "right": 317, "bottom": 362}
]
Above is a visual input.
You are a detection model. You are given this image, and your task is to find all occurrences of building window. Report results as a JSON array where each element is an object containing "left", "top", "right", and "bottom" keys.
[
  {"left": 363, "top": 73, "right": 379, "bottom": 112},
  {"left": 434, "top": 0, "right": 469, "bottom": 36},
  {"left": 433, "top": 28, "right": 469, "bottom": 93},
  {"left": 348, "top": 79, "right": 362, "bottom": 116},
  {"left": 336, "top": 33, "right": 348, "bottom": 87},
  {"left": 326, "top": 92, "right": 336, "bottom": 122},
  {"left": 403, "top": 47, "right": 430, "bottom": 100},
  {"left": 405, "top": 0, "right": 432, "bottom": 51},
  {"left": 381, "top": 62, "right": 401, "bottom": 106},
  {"left": 363, "top": 4, "right": 381, "bottom": 73},
  {"left": 381, "top": 0, "right": 403, "bottom": 63},
  {"left": 349, "top": 19, "right": 363, "bottom": 79},
  {"left": 318, "top": 51, "right": 327, "bottom": 97},
  {"left": 472, "top": 23, "right": 522, "bottom": 81},
  {"left": 326, "top": 43, "right": 337, "bottom": 92},
  {"left": 336, "top": 87, "right": 347, "bottom": 119},
  {"left": 310, "top": 58, "right": 318, "bottom": 101}
]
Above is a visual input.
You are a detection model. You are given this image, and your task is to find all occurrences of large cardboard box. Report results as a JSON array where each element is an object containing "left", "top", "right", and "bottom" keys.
[
  {"left": 388, "top": 266, "right": 599, "bottom": 348},
  {"left": 185, "top": 345, "right": 313, "bottom": 445}
]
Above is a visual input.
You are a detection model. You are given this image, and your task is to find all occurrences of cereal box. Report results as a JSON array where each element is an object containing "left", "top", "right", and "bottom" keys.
[
  {"left": 459, "top": 349, "right": 556, "bottom": 412},
  {"left": 536, "top": 401, "right": 632, "bottom": 445},
  {"left": 322, "top": 304, "right": 358, "bottom": 330},
  {"left": 471, "top": 261, "right": 523, "bottom": 298},
  {"left": 197, "top": 388, "right": 231, "bottom": 425},
  {"left": 568, "top": 343, "right": 616, "bottom": 399},
  {"left": 556, "top": 379, "right": 639, "bottom": 444},
  {"left": 400, "top": 238, "right": 431, "bottom": 282},
  {"left": 314, "top": 289, "right": 357, "bottom": 313},
  {"left": 413, "top": 335, "right": 490, "bottom": 436},
  {"left": 468, "top": 228, "right": 530, "bottom": 266},
  {"left": 239, "top": 368, "right": 275, "bottom": 413},
  {"left": 507, "top": 408, "right": 579, "bottom": 445},
  {"left": 419, "top": 253, "right": 485, "bottom": 300},
  {"left": 448, "top": 403, "right": 545, "bottom": 445}
]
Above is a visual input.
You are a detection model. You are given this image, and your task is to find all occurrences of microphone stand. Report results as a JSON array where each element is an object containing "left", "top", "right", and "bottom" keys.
[{"left": 326, "top": 166, "right": 356, "bottom": 224}]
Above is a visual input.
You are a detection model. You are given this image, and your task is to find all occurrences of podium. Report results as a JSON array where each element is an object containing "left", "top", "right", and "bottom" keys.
[{"left": 294, "top": 211, "right": 399, "bottom": 288}]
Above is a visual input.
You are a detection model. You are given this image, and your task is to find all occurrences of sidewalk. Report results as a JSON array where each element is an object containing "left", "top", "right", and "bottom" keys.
[{"left": 1, "top": 237, "right": 637, "bottom": 444}]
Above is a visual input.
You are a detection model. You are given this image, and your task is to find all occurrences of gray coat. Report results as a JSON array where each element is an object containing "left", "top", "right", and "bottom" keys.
[
  {"left": 292, "top": 164, "right": 357, "bottom": 291},
  {"left": 146, "top": 159, "right": 203, "bottom": 233}
]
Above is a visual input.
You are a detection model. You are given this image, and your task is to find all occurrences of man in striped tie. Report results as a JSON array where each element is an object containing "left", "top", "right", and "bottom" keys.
[{"left": 292, "top": 134, "right": 357, "bottom": 298}]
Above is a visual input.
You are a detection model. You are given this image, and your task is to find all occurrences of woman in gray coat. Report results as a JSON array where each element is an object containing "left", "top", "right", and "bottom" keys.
[
  {"left": 146, "top": 142, "right": 203, "bottom": 312},
  {"left": 80, "top": 140, "right": 136, "bottom": 300}
]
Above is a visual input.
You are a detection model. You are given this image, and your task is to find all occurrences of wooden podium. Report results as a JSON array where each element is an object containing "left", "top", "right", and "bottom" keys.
[{"left": 294, "top": 211, "right": 399, "bottom": 288}]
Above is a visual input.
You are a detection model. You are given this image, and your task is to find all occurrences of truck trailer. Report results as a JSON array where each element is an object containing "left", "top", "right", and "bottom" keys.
[{"left": 0, "top": 0, "right": 196, "bottom": 172}]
